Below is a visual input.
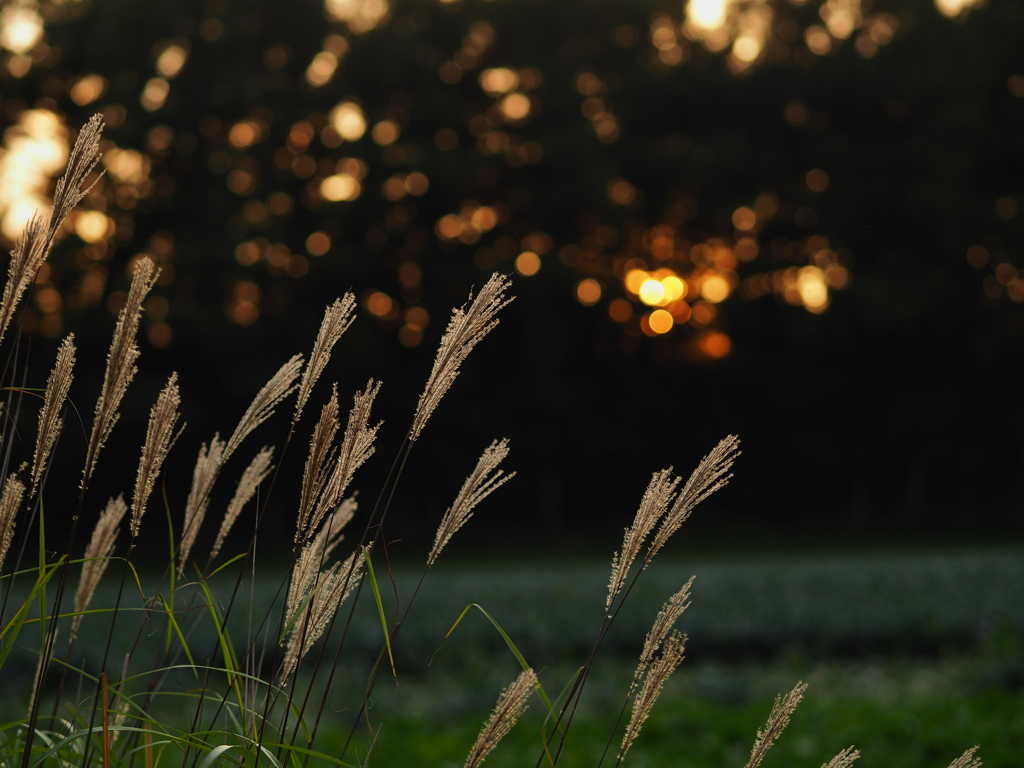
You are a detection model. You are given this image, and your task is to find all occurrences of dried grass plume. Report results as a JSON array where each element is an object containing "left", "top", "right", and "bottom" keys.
[
  {"left": 0, "top": 114, "right": 104, "bottom": 348},
  {"left": 82, "top": 257, "right": 159, "bottom": 491},
  {"left": 0, "top": 474, "right": 26, "bottom": 574},
  {"left": 72, "top": 495, "right": 128, "bottom": 639},
  {"left": 130, "top": 372, "right": 182, "bottom": 541},
  {"left": 293, "top": 295, "right": 356, "bottom": 424},
  {"left": 945, "top": 747, "right": 982, "bottom": 768},
  {"left": 209, "top": 446, "right": 274, "bottom": 562},
  {"left": 465, "top": 668, "right": 537, "bottom": 768},
  {"left": 411, "top": 273, "right": 512, "bottom": 441},
  {"left": 31, "top": 334, "right": 76, "bottom": 494},
  {"left": 620, "top": 630, "right": 686, "bottom": 762},
  {"left": 745, "top": 681, "right": 808, "bottom": 768},
  {"left": 607, "top": 468, "right": 680, "bottom": 609},
  {"left": 821, "top": 746, "right": 861, "bottom": 768},
  {"left": 428, "top": 438, "right": 514, "bottom": 566}
]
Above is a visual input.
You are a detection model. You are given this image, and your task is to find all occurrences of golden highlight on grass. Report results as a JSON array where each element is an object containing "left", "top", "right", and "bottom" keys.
[
  {"left": 0, "top": 115, "right": 104, "bottom": 348},
  {"left": 635, "top": 577, "right": 693, "bottom": 681},
  {"left": 30, "top": 333, "right": 76, "bottom": 494},
  {"left": 411, "top": 273, "right": 513, "bottom": 441},
  {"left": 946, "top": 746, "right": 982, "bottom": 768},
  {"left": 130, "top": 372, "right": 181, "bottom": 541},
  {"left": 465, "top": 667, "right": 537, "bottom": 768},
  {"left": 179, "top": 354, "right": 303, "bottom": 576},
  {"left": 296, "top": 386, "right": 340, "bottom": 545},
  {"left": 619, "top": 630, "right": 686, "bottom": 762},
  {"left": 210, "top": 446, "right": 274, "bottom": 562},
  {"left": 298, "top": 380, "right": 380, "bottom": 545},
  {"left": 0, "top": 473, "right": 25, "bottom": 574},
  {"left": 745, "top": 681, "right": 808, "bottom": 768},
  {"left": 224, "top": 353, "right": 303, "bottom": 460},
  {"left": 72, "top": 495, "right": 128, "bottom": 640},
  {"left": 647, "top": 434, "right": 741, "bottom": 559},
  {"left": 294, "top": 295, "right": 356, "bottom": 424},
  {"left": 281, "top": 544, "right": 365, "bottom": 684},
  {"left": 822, "top": 746, "right": 861, "bottom": 768},
  {"left": 607, "top": 468, "right": 680, "bottom": 610},
  {"left": 82, "top": 256, "right": 160, "bottom": 492},
  {"left": 429, "top": 438, "right": 514, "bottom": 566}
]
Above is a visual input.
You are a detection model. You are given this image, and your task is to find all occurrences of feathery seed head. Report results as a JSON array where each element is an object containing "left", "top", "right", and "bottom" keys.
[
  {"left": 294, "top": 294, "right": 356, "bottom": 423},
  {"left": 647, "top": 434, "right": 740, "bottom": 560},
  {"left": 465, "top": 668, "right": 537, "bottom": 768},
  {"left": 209, "top": 446, "right": 274, "bottom": 562},
  {"left": 607, "top": 468, "right": 681, "bottom": 609},
  {"left": 620, "top": 630, "right": 687, "bottom": 761},
  {"left": 411, "top": 273, "right": 513, "bottom": 441},
  {"left": 945, "top": 747, "right": 982, "bottom": 768},
  {"left": 0, "top": 114, "right": 104, "bottom": 349},
  {"left": 72, "top": 495, "right": 128, "bottom": 640},
  {"left": 131, "top": 372, "right": 182, "bottom": 540},
  {"left": 429, "top": 438, "right": 514, "bottom": 566},
  {"left": 745, "top": 681, "right": 807, "bottom": 768},
  {"left": 821, "top": 746, "right": 861, "bottom": 768},
  {"left": 82, "top": 256, "right": 160, "bottom": 491},
  {"left": 31, "top": 333, "right": 76, "bottom": 494},
  {"left": 0, "top": 474, "right": 26, "bottom": 574}
]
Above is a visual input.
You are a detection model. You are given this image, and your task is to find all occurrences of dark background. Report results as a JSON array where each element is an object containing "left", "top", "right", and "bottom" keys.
[{"left": 4, "top": 0, "right": 1023, "bottom": 558}]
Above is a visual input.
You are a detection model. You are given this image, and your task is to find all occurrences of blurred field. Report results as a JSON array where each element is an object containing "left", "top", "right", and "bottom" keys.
[{"left": 5, "top": 546, "right": 1021, "bottom": 766}]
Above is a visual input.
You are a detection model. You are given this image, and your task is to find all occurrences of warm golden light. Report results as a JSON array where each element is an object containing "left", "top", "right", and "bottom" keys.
[
  {"left": 321, "top": 173, "right": 361, "bottom": 202},
  {"left": 576, "top": 278, "right": 602, "bottom": 306},
  {"left": 608, "top": 178, "right": 637, "bottom": 206},
  {"left": 499, "top": 92, "right": 531, "bottom": 121},
  {"left": 305, "top": 231, "right": 331, "bottom": 256},
  {"left": 365, "top": 291, "right": 393, "bottom": 317},
  {"left": 306, "top": 51, "right": 339, "bottom": 87},
  {"left": 648, "top": 309, "right": 674, "bottom": 334},
  {"left": 805, "top": 168, "right": 830, "bottom": 192},
  {"left": 324, "top": 0, "right": 390, "bottom": 33},
  {"left": 686, "top": 0, "right": 729, "bottom": 32},
  {"left": 797, "top": 265, "right": 829, "bottom": 312},
  {"left": 229, "top": 120, "right": 263, "bottom": 149},
  {"left": 732, "top": 206, "right": 756, "bottom": 230},
  {"left": 371, "top": 119, "right": 400, "bottom": 145},
  {"left": 404, "top": 171, "right": 429, "bottom": 196},
  {"left": 69, "top": 75, "right": 108, "bottom": 106},
  {"left": 479, "top": 67, "right": 519, "bottom": 95},
  {"left": 698, "top": 330, "right": 731, "bottom": 358},
  {"left": 700, "top": 274, "right": 730, "bottom": 303},
  {"left": 934, "top": 0, "right": 983, "bottom": 18},
  {"left": 0, "top": 3, "right": 43, "bottom": 55},
  {"left": 662, "top": 275, "right": 686, "bottom": 302},
  {"left": 625, "top": 268, "right": 648, "bottom": 295},
  {"left": 639, "top": 278, "right": 667, "bottom": 306},
  {"left": 74, "top": 211, "right": 112, "bottom": 243},
  {"left": 155, "top": 43, "right": 189, "bottom": 79},
  {"left": 140, "top": 78, "right": 170, "bottom": 112},
  {"left": 329, "top": 101, "right": 367, "bottom": 141},
  {"left": 515, "top": 251, "right": 541, "bottom": 276},
  {"left": 0, "top": 109, "right": 68, "bottom": 240}
]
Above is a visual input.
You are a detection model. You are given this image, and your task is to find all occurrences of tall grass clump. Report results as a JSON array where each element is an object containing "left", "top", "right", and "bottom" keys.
[{"left": 0, "top": 115, "right": 983, "bottom": 768}]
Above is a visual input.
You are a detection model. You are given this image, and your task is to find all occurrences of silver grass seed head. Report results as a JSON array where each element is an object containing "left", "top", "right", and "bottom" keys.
[
  {"left": 465, "top": 668, "right": 537, "bottom": 768},
  {"left": 31, "top": 333, "right": 76, "bottom": 494},
  {"left": 0, "top": 474, "right": 26, "bottom": 574},
  {"left": 294, "top": 294, "right": 356, "bottom": 424},
  {"left": 411, "top": 273, "right": 513, "bottom": 442}
]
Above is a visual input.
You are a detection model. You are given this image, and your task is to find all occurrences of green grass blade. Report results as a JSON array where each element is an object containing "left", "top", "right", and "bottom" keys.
[
  {"left": 440, "top": 602, "right": 562, "bottom": 731},
  {"left": 363, "top": 546, "right": 395, "bottom": 677}
]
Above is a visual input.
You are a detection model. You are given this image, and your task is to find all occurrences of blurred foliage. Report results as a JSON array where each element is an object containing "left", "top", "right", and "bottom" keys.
[{"left": 1, "top": 0, "right": 1023, "bottom": 538}]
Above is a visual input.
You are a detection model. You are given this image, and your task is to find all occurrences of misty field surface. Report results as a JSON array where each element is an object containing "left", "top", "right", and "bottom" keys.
[{"left": 4, "top": 546, "right": 1020, "bottom": 767}]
